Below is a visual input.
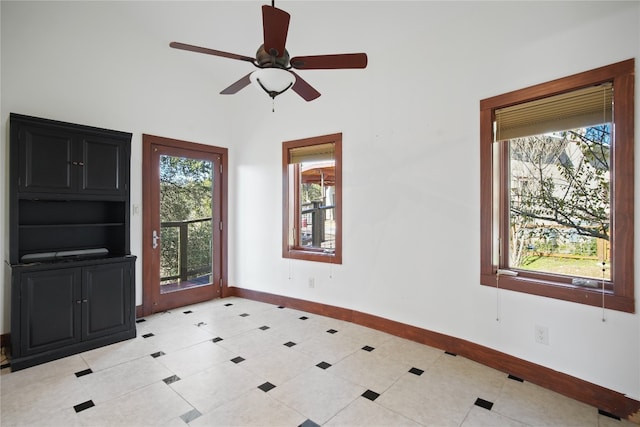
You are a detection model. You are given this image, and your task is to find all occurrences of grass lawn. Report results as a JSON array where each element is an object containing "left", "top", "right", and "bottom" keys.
[{"left": 519, "top": 255, "right": 609, "bottom": 280}]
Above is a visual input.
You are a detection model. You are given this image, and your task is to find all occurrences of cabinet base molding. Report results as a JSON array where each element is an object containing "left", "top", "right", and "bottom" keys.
[
  {"left": 9, "top": 329, "right": 135, "bottom": 372},
  {"left": 228, "top": 286, "right": 640, "bottom": 424}
]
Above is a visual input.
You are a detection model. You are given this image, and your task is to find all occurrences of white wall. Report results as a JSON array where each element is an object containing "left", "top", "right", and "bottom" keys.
[{"left": 2, "top": 1, "right": 639, "bottom": 401}]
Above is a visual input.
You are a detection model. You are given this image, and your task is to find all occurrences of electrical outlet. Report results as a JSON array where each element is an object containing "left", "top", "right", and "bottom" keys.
[
  {"left": 308, "top": 277, "right": 315, "bottom": 288},
  {"left": 535, "top": 325, "right": 549, "bottom": 345}
]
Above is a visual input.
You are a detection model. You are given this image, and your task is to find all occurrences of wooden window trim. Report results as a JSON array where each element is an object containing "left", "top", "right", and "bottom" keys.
[
  {"left": 480, "top": 59, "right": 635, "bottom": 313},
  {"left": 283, "top": 133, "right": 342, "bottom": 264}
]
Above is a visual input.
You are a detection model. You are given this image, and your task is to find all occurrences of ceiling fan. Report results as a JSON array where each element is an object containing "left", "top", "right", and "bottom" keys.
[{"left": 169, "top": 1, "right": 368, "bottom": 102}]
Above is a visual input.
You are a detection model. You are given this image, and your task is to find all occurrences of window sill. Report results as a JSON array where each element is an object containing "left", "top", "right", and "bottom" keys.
[
  {"left": 480, "top": 273, "right": 634, "bottom": 313},
  {"left": 284, "top": 248, "right": 342, "bottom": 264}
]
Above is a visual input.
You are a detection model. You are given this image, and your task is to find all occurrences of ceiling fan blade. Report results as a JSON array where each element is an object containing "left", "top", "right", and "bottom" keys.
[
  {"left": 170, "top": 41, "right": 255, "bottom": 63},
  {"left": 262, "top": 5, "right": 290, "bottom": 58},
  {"left": 220, "top": 73, "right": 253, "bottom": 95},
  {"left": 291, "top": 53, "right": 368, "bottom": 70},
  {"left": 290, "top": 71, "right": 321, "bottom": 101}
]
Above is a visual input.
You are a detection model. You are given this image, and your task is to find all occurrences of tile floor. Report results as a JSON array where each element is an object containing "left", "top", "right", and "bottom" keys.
[{"left": 0, "top": 297, "right": 636, "bottom": 427}]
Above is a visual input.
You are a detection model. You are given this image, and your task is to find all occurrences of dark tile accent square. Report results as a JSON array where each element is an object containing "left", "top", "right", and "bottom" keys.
[
  {"left": 74, "top": 368, "right": 93, "bottom": 378},
  {"left": 142, "top": 333, "right": 154, "bottom": 338},
  {"left": 284, "top": 341, "right": 297, "bottom": 347},
  {"left": 231, "top": 356, "right": 245, "bottom": 364},
  {"left": 163, "top": 375, "right": 181, "bottom": 385},
  {"left": 183, "top": 310, "right": 193, "bottom": 314},
  {"left": 444, "top": 351, "right": 457, "bottom": 356},
  {"left": 299, "top": 420, "right": 320, "bottom": 427},
  {"left": 0, "top": 363, "right": 10, "bottom": 370},
  {"left": 362, "top": 345, "right": 375, "bottom": 352},
  {"left": 259, "top": 325, "right": 270, "bottom": 331},
  {"left": 409, "top": 367, "right": 424, "bottom": 376},
  {"left": 508, "top": 374, "right": 524, "bottom": 382},
  {"left": 299, "top": 316, "right": 309, "bottom": 320},
  {"left": 135, "top": 318, "right": 146, "bottom": 323},
  {"left": 326, "top": 329, "right": 338, "bottom": 334},
  {"left": 598, "top": 409, "right": 620, "bottom": 420},
  {"left": 180, "top": 408, "right": 202, "bottom": 423},
  {"left": 151, "top": 351, "right": 166, "bottom": 358},
  {"left": 212, "top": 337, "right": 223, "bottom": 343},
  {"left": 73, "top": 400, "right": 95, "bottom": 413},
  {"left": 239, "top": 313, "right": 250, "bottom": 317},
  {"left": 224, "top": 303, "right": 233, "bottom": 306},
  {"left": 316, "top": 361, "right": 331, "bottom": 370},
  {"left": 474, "top": 398, "right": 494, "bottom": 410},
  {"left": 362, "top": 389, "right": 380, "bottom": 401},
  {"left": 258, "top": 382, "right": 276, "bottom": 392}
]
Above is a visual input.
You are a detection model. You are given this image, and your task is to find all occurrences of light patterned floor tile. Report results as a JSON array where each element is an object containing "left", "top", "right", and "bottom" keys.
[
  {"left": 325, "top": 396, "right": 421, "bottom": 427},
  {"left": 1, "top": 373, "right": 87, "bottom": 426},
  {"left": 461, "top": 405, "right": 528, "bottom": 427},
  {"left": 269, "top": 366, "right": 365, "bottom": 424},
  {"left": 373, "top": 335, "right": 444, "bottom": 370},
  {"left": 80, "top": 336, "right": 159, "bottom": 372},
  {"left": 329, "top": 347, "right": 410, "bottom": 392},
  {"left": 240, "top": 344, "right": 318, "bottom": 385},
  {"left": 77, "top": 381, "right": 194, "bottom": 427},
  {"left": 493, "top": 379, "right": 598, "bottom": 427},
  {"left": 78, "top": 356, "right": 173, "bottom": 404},
  {"left": 0, "top": 297, "right": 625, "bottom": 427},
  {"left": 375, "top": 370, "right": 477, "bottom": 426},
  {"left": 190, "top": 388, "right": 306, "bottom": 427},
  {"left": 169, "top": 360, "right": 264, "bottom": 414},
  {"left": 155, "top": 339, "right": 234, "bottom": 379}
]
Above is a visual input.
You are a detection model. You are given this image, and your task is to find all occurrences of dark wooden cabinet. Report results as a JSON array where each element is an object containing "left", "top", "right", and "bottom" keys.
[
  {"left": 8, "top": 113, "right": 136, "bottom": 371},
  {"left": 19, "top": 267, "right": 81, "bottom": 356},
  {"left": 11, "top": 258, "right": 136, "bottom": 370},
  {"left": 16, "top": 118, "right": 128, "bottom": 196}
]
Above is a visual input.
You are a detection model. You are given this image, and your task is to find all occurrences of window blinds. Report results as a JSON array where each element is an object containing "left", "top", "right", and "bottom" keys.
[
  {"left": 495, "top": 83, "right": 613, "bottom": 141},
  {"left": 288, "top": 143, "right": 335, "bottom": 164}
]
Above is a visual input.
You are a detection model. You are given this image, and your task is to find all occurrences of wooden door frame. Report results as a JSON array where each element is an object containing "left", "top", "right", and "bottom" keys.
[{"left": 141, "top": 134, "right": 228, "bottom": 317}]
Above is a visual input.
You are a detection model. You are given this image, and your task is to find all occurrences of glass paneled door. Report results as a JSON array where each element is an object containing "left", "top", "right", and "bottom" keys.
[{"left": 142, "top": 135, "right": 226, "bottom": 315}]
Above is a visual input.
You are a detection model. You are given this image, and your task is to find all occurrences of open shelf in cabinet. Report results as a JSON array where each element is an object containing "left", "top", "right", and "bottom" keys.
[{"left": 16, "top": 199, "right": 128, "bottom": 263}]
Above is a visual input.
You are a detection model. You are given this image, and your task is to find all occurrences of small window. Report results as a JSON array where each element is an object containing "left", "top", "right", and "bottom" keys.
[
  {"left": 283, "top": 133, "right": 342, "bottom": 264},
  {"left": 480, "top": 59, "right": 634, "bottom": 312}
]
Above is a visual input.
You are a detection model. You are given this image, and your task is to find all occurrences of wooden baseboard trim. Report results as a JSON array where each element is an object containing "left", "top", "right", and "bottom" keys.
[{"left": 228, "top": 286, "right": 640, "bottom": 423}]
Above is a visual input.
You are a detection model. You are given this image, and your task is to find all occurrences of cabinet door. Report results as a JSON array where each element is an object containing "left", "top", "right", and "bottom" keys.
[
  {"left": 82, "top": 262, "right": 132, "bottom": 340},
  {"left": 80, "top": 136, "right": 127, "bottom": 196},
  {"left": 18, "top": 125, "right": 75, "bottom": 193},
  {"left": 20, "top": 268, "right": 82, "bottom": 355}
]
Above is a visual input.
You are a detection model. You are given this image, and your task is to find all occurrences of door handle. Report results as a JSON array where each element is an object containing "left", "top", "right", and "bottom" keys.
[{"left": 153, "top": 230, "right": 160, "bottom": 249}]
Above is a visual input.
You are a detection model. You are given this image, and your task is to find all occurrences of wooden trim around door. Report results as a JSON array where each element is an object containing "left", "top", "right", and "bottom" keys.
[
  {"left": 228, "top": 286, "right": 640, "bottom": 423},
  {"left": 141, "top": 134, "right": 228, "bottom": 317}
]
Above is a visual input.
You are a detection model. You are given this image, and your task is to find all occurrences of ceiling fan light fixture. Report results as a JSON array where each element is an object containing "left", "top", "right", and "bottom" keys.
[{"left": 250, "top": 68, "right": 296, "bottom": 99}]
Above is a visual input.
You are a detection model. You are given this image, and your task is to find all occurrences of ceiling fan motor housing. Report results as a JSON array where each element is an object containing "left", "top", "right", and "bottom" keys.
[{"left": 256, "top": 44, "right": 290, "bottom": 68}]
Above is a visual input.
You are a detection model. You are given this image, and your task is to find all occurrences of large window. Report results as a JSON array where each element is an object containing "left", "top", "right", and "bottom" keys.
[
  {"left": 480, "top": 59, "right": 634, "bottom": 312},
  {"left": 283, "top": 133, "right": 342, "bottom": 264}
]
